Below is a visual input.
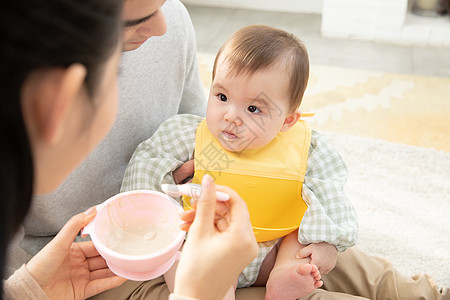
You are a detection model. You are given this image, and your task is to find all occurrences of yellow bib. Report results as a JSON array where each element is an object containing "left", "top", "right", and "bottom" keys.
[{"left": 183, "top": 119, "right": 312, "bottom": 242}]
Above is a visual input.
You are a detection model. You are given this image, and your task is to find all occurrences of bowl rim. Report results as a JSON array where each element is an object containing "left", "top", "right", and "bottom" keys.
[{"left": 90, "top": 190, "right": 186, "bottom": 261}]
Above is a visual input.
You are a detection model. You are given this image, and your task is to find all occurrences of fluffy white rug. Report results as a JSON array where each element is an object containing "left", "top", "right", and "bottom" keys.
[{"left": 325, "top": 132, "right": 450, "bottom": 288}]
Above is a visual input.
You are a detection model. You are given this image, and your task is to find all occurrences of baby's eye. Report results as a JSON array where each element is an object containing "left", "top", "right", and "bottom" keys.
[
  {"left": 218, "top": 93, "right": 228, "bottom": 102},
  {"left": 247, "top": 105, "right": 261, "bottom": 114}
]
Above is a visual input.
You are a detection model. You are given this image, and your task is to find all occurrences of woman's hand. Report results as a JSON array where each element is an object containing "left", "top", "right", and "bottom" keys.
[
  {"left": 26, "top": 209, "right": 126, "bottom": 300},
  {"left": 174, "top": 175, "right": 258, "bottom": 299}
]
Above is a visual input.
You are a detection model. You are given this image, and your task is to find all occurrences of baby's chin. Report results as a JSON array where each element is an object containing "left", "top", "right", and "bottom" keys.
[
  {"left": 218, "top": 141, "right": 241, "bottom": 153},
  {"left": 218, "top": 139, "right": 260, "bottom": 153}
]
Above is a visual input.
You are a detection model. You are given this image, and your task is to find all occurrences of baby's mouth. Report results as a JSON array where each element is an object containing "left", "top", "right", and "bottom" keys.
[{"left": 221, "top": 131, "right": 238, "bottom": 142}]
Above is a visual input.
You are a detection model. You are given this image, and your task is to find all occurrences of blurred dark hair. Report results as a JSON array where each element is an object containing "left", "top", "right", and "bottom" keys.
[{"left": 0, "top": 0, "right": 122, "bottom": 286}]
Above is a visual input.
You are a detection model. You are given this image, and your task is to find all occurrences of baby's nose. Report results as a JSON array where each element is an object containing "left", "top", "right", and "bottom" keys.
[{"left": 224, "top": 111, "right": 242, "bottom": 126}]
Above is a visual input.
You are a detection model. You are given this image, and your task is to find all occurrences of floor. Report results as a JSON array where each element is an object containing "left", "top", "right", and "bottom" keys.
[{"left": 184, "top": 4, "right": 450, "bottom": 78}]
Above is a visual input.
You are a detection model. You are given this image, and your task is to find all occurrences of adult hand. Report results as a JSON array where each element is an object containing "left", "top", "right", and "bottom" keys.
[
  {"left": 26, "top": 209, "right": 126, "bottom": 300},
  {"left": 172, "top": 159, "right": 195, "bottom": 184},
  {"left": 174, "top": 175, "right": 258, "bottom": 300},
  {"left": 296, "top": 242, "right": 338, "bottom": 275}
]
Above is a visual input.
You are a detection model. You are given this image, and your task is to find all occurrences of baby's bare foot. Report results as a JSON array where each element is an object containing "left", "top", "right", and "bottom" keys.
[{"left": 265, "top": 263, "right": 322, "bottom": 300}]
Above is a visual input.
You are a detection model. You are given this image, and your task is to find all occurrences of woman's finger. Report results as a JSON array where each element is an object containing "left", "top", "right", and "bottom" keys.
[
  {"left": 180, "top": 209, "right": 195, "bottom": 231},
  {"left": 51, "top": 208, "right": 97, "bottom": 249},
  {"left": 215, "top": 185, "right": 252, "bottom": 230},
  {"left": 189, "top": 175, "right": 217, "bottom": 232},
  {"left": 215, "top": 218, "right": 229, "bottom": 232},
  {"left": 180, "top": 209, "right": 196, "bottom": 222},
  {"left": 213, "top": 201, "right": 230, "bottom": 219},
  {"left": 180, "top": 222, "right": 192, "bottom": 231},
  {"left": 181, "top": 201, "right": 229, "bottom": 223}
]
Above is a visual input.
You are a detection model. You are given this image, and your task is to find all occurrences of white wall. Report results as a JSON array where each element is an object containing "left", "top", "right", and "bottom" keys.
[
  {"left": 183, "top": 0, "right": 450, "bottom": 47},
  {"left": 181, "top": 0, "right": 323, "bottom": 14},
  {"left": 322, "top": 0, "right": 408, "bottom": 38},
  {"left": 321, "top": 0, "right": 450, "bottom": 47}
]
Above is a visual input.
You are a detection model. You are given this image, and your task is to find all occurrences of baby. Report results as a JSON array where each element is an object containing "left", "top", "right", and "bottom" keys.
[{"left": 121, "top": 25, "right": 358, "bottom": 300}]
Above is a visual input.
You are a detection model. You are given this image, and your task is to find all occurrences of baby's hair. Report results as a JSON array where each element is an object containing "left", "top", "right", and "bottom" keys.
[{"left": 212, "top": 25, "right": 309, "bottom": 112}]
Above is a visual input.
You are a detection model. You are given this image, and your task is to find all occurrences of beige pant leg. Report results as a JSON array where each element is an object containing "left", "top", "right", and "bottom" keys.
[
  {"left": 320, "top": 248, "right": 449, "bottom": 300},
  {"left": 88, "top": 276, "right": 170, "bottom": 300},
  {"left": 88, "top": 248, "right": 448, "bottom": 300},
  {"left": 237, "top": 247, "right": 449, "bottom": 300},
  {"left": 88, "top": 275, "right": 265, "bottom": 300},
  {"left": 305, "top": 289, "right": 368, "bottom": 299}
]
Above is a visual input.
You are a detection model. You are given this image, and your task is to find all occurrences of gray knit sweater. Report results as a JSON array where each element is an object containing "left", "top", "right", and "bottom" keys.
[{"left": 5, "top": 0, "right": 206, "bottom": 276}]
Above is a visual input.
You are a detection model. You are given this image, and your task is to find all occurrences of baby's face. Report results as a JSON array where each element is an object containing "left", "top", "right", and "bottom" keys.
[{"left": 206, "top": 53, "right": 293, "bottom": 153}]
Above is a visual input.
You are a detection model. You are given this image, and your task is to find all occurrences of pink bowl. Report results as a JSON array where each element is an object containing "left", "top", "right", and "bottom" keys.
[{"left": 82, "top": 190, "right": 185, "bottom": 281}]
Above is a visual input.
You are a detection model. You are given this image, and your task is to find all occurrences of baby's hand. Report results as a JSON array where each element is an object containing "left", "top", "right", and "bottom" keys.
[
  {"left": 296, "top": 242, "right": 337, "bottom": 275},
  {"left": 172, "top": 159, "right": 195, "bottom": 184}
]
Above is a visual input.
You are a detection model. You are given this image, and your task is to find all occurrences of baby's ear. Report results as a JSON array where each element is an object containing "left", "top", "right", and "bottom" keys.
[{"left": 280, "top": 111, "right": 301, "bottom": 132}]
